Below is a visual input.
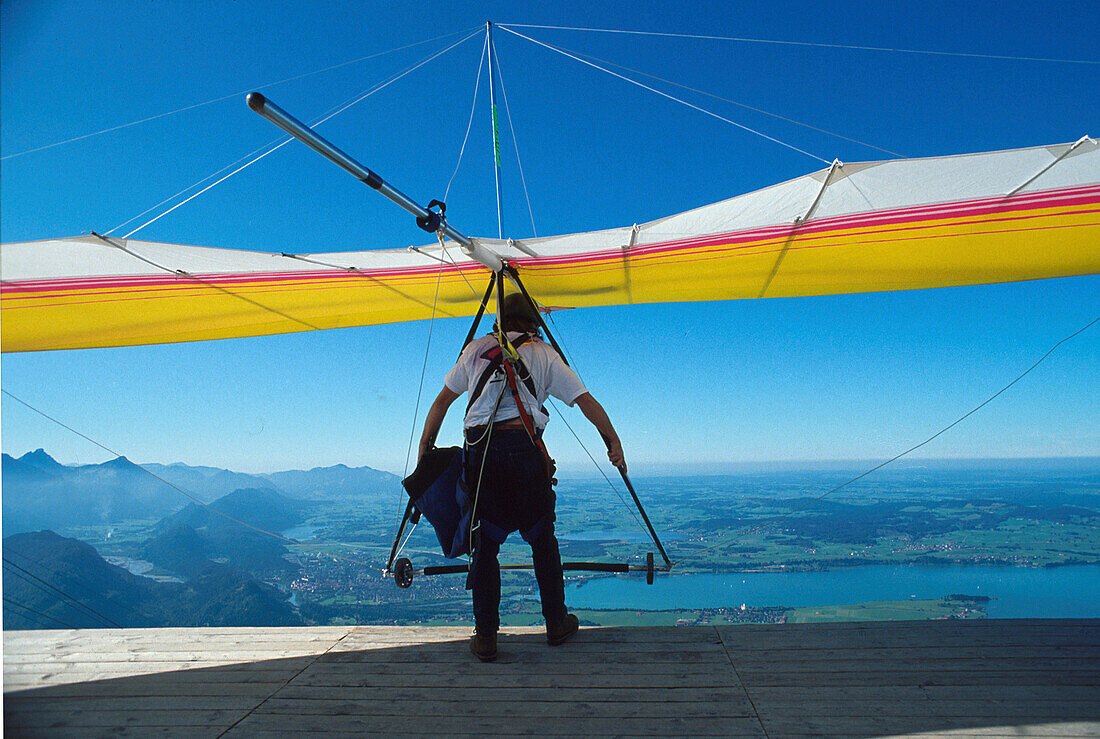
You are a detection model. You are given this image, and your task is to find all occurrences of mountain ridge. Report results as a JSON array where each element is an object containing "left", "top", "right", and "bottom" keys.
[{"left": 2, "top": 449, "right": 401, "bottom": 534}]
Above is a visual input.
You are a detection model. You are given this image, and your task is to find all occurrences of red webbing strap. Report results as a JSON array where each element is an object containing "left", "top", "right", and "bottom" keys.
[{"left": 501, "top": 359, "right": 557, "bottom": 485}]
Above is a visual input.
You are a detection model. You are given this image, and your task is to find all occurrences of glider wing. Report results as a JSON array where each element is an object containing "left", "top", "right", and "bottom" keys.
[{"left": 2, "top": 141, "right": 1097, "bottom": 352}]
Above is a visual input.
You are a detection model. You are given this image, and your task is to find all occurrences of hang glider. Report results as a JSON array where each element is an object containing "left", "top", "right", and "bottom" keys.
[{"left": 2, "top": 139, "right": 1097, "bottom": 353}]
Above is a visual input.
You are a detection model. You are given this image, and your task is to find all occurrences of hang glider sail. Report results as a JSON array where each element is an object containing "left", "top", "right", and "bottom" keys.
[{"left": 2, "top": 139, "right": 1097, "bottom": 353}]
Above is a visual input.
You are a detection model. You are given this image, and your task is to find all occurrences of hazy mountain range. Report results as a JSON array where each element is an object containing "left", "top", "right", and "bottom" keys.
[
  {"left": 3, "top": 482, "right": 331, "bottom": 629},
  {"left": 2, "top": 449, "right": 401, "bottom": 535},
  {"left": 3, "top": 530, "right": 301, "bottom": 629},
  {"left": 141, "top": 488, "right": 312, "bottom": 579}
]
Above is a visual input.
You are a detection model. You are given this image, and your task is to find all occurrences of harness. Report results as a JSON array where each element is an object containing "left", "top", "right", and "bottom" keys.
[
  {"left": 466, "top": 333, "right": 539, "bottom": 414},
  {"left": 466, "top": 331, "right": 556, "bottom": 485}
]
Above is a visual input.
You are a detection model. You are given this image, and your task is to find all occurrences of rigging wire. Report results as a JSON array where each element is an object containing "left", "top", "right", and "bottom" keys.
[
  {"left": 3, "top": 597, "right": 82, "bottom": 630},
  {"left": 437, "top": 241, "right": 494, "bottom": 304},
  {"left": 401, "top": 247, "right": 449, "bottom": 481},
  {"left": 498, "top": 26, "right": 831, "bottom": 164},
  {"left": 562, "top": 47, "right": 905, "bottom": 158},
  {"left": 109, "top": 140, "right": 293, "bottom": 238},
  {"left": 444, "top": 34, "right": 490, "bottom": 201},
  {"left": 88, "top": 233, "right": 321, "bottom": 332},
  {"left": 2, "top": 558, "right": 122, "bottom": 628},
  {"left": 545, "top": 398, "right": 648, "bottom": 534},
  {"left": 491, "top": 42, "right": 540, "bottom": 237},
  {"left": 114, "top": 27, "right": 483, "bottom": 239},
  {"left": 498, "top": 24, "right": 1100, "bottom": 65},
  {"left": 671, "top": 313, "right": 1100, "bottom": 568},
  {"left": 1, "top": 27, "right": 482, "bottom": 163},
  {"left": 0, "top": 388, "right": 371, "bottom": 570},
  {"left": 5, "top": 548, "right": 149, "bottom": 624},
  {"left": 393, "top": 236, "right": 450, "bottom": 563}
]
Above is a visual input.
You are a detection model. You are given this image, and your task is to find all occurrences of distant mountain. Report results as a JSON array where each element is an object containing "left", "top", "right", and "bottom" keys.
[
  {"left": 2, "top": 450, "right": 190, "bottom": 534},
  {"left": 141, "top": 463, "right": 275, "bottom": 502},
  {"left": 2, "top": 530, "right": 163, "bottom": 628},
  {"left": 139, "top": 523, "right": 215, "bottom": 580},
  {"left": 262, "top": 463, "right": 399, "bottom": 501},
  {"left": 160, "top": 487, "right": 312, "bottom": 533},
  {"left": 3, "top": 530, "right": 301, "bottom": 629},
  {"left": 142, "top": 488, "right": 310, "bottom": 579},
  {"left": 2, "top": 449, "right": 400, "bottom": 533},
  {"left": 16, "top": 448, "right": 67, "bottom": 473},
  {"left": 179, "top": 568, "right": 302, "bottom": 627}
]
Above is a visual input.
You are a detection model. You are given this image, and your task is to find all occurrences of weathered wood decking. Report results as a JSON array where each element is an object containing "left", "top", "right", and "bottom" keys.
[{"left": 4, "top": 619, "right": 1099, "bottom": 737}]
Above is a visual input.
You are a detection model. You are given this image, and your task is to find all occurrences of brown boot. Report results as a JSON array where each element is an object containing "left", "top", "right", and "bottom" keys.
[
  {"left": 470, "top": 629, "right": 497, "bottom": 662},
  {"left": 546, "top": 613, "right": 579, "bottom": 646}
]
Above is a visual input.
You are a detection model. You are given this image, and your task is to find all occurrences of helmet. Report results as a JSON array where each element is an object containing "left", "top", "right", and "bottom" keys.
[{"left": 500, "top": 293, "right": 540, "bottom": 328}]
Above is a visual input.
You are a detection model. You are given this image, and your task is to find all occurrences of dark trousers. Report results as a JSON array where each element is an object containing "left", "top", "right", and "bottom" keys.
[
  {"left": 465, "top": 428, "right": 566, "bottom": 633},
  {"left": 471, "top": 524, "right": 567, "bottom": 633}
]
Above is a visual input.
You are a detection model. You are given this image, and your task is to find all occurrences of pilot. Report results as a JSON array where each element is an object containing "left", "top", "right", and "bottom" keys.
[{"left": 418, "top": 293, "right": 624, "bottom": 661}]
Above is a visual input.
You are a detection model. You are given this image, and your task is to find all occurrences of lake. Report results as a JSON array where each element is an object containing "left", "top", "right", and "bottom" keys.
[{"left": 565, "top": 564, "right": 1100, "bottom": 618}]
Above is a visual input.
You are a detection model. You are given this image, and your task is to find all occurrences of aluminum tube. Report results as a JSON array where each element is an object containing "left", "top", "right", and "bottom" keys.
[{"left": 246, "top": 92, "right": 474, "bottom": 250}]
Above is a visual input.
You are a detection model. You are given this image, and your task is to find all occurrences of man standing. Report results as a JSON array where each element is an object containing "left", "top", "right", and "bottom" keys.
[{"left": 418, "top": 293, "right": 624, "bottom": 662}]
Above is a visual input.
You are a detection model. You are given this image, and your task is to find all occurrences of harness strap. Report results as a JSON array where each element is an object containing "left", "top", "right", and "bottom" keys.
[
  {"left": 466, "top": 333, "right": 538, "bottom": 412},
  {"left": 501, "top": 358, "right": 557, "bottom": 485}
]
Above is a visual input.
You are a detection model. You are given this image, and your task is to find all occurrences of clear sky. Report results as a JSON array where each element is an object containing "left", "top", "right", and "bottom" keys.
[{"left": 2, "top": 0, "right": 1097, "bottom": 476}]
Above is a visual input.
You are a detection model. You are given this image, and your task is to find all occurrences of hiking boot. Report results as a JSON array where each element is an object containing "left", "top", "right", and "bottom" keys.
[
  {"left": 546, "top": 613, "right": 579, "bottom": 646},
  {"left": 470, "top": 629, "right": 497, "bottom": 662}
]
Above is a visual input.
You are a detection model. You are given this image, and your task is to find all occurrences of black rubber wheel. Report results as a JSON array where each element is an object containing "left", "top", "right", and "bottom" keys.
[
  {"left": 394, "top": 557, "right": 414, "bottom": 589},
  {"left": 646, "top": 552, "right": 655, "bottom": 585}
]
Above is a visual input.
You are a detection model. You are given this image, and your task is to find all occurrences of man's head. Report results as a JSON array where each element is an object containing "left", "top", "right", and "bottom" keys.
[{"left": 500, "top": 293, "right": 541, "bottom": 333}]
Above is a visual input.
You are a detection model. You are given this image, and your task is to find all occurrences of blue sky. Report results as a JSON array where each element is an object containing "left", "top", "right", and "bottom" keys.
[{"left": 2, "top": 0, "right": 1097, "bottom": 475}]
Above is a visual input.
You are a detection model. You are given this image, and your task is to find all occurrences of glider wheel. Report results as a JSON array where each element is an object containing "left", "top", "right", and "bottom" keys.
[
  {"left": 646, "top": 552, "right": 655, "bottom": 585},
  {"left": 394, "top": 557, "right": 414, "bottom": 589}
]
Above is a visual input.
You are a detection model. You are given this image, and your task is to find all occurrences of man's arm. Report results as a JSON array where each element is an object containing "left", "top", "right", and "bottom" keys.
[
  {"left": 573, "top": 392, "right": 625, "bottom": 469},
  {"left": 418, "top": 386, "right": 460, "bottom": 462}
]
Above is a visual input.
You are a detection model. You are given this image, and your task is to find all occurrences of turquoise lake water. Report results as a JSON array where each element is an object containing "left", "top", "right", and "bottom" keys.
[{"left": 565, "top": 564, "right": 1100, "bottom": 618}]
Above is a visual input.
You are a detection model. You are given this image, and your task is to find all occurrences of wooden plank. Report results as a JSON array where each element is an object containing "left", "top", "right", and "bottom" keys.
[
  {"left": 6, "top": 695, "right": 268, "bottom": 712},
  {"left": 4, "top": 708, "right": 252, "bottom": 730},
  {"left": 317, "top": 647, "right": 727, "bottom": 663},
  {"left": 722, "top": 645, "right": 1100, "bottom": 662},
  {"left": 761, "top": 716, "right": 1100, "bottom": 737},
  {"left": 328, "top": 636, "right": 721, "bottom": 651},
  {"left": 2, "top": 674, "right": 295, "bottom": 694},
  {"left": 751, "top": 700, "right": 1100, "bottom": 720},
  {"left": 3, "top": 651, "right": 330, "bottom": 665},
  {"left": 746, "top": 685, "right": 1100, "bottom": 703},
  {"left": 4, "top": 681, "right": 283, "bottom": 698},
  {"left": 5, "top": 639, "right": 346, "bottom": 654},
  {"left": 719, "top": 632, "right": 1100, "bottom": 651},
  {"left": 920, "top": 685, "right": 1100, "bottom": 702},
  {"left": 2, "top": 662, "right": 309, "bottom": 688},
  {"left": 4, "top": 657, "right": 314, "bottom": 673},
  {"left": 258, "top": 697, "right": 755, "bottom": 719},
  {"left": 272, "top": 685, "right": 751, "bottom": 705},
  {"left": 726, "top": 620, "right": 1100, "bottom": 633},
  {"left": 339, "top": 625, "right": 716, "bottom": 643},
  {"left": 735, "top": 670, "right": 1100, "bottom": 687},
  {"left": 225, "top": 713, "right": 767, "bottom": 736},
  {"left": 290, "top": 661, "right": 737, "bottom": 679},
  {"left": 289, "top": 671, "right": 741, "bottom": 689},
  {"left": 1, "top": 726, "right": 224, "bottom": 738},
  {"left": 3, "top": 625, "right": 353, "bottom": 640},
  {"left": 723, "top": 618, "right": 1100, "bottom": 632},
  {"left": 731, "top": 658, "right": 1098, "bottom": 673},
  {"left": 295, "top": 660, "right": 736, "bottom": 678}
]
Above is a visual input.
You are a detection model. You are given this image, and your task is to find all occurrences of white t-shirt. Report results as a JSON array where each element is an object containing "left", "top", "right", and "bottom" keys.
[{"left": 445, "top": 332, "right": 587, "bottom": 430}]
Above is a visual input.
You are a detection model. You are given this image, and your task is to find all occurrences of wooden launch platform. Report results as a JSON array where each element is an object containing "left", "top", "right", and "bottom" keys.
[{"left": 4, "top": 619, "right": 1099, "bottom": 737}]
